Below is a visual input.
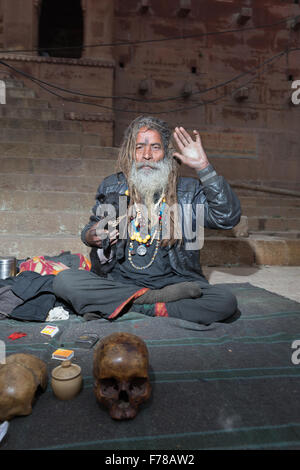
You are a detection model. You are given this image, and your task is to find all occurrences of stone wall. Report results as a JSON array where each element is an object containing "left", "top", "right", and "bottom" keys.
[
  {"left": 0, "top": 53, "right": 115, "bottom": 146},
  {"left": 0, "top": 0, "right": 299, "bottom": 188},
  {"left": 112, "top": 0, "right": 300, "bottom": 189},
  {"left": 0, "top": 0, "right": 115, "bottom": 146},
  {"left": 0, "top": 0, "right": 3, "bottom": 49}
]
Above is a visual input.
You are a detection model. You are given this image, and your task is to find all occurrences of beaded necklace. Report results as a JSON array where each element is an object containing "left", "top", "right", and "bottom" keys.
[{"left": 127, "top": 193, "right": 166, "bottom": 270}]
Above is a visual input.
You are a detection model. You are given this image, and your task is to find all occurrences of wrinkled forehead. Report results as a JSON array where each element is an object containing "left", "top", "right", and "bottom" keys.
[{"left": 135, "top": 126, "right": 163, "bottom": 143}]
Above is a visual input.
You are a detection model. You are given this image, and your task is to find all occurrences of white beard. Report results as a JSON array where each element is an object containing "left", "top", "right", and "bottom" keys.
[
  {"left": 129, "top": 158, "right": 171, "bottom": 206},
  {"left": 128, "top": 159, "right": 172, "bottom": 230}
]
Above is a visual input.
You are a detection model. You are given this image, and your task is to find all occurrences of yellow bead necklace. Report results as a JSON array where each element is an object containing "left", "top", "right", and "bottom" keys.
[{"left": 127, "top": 192, "right": 166, "bottom": 269}]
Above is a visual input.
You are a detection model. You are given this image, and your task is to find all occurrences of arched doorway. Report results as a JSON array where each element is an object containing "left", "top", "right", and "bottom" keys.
[{"left": 38, "top": 0, "right": 83, "bottom": 58}]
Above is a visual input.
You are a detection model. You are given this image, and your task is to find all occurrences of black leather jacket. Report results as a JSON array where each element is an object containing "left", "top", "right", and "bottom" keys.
[{"left": 81, "top": 167, "right": 241, "bottom": 279}]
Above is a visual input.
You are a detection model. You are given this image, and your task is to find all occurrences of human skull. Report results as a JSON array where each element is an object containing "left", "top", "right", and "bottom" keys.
[
  {"left": 0, "top": 353, "right": 48, "bottom": 422},
  {"left": 93, "top": 332, "right": 151, "bottom": 420}
]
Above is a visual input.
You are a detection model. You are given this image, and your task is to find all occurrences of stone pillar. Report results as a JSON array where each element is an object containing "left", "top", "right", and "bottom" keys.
[
  {"left": 2, "top": 0, "right": 38, "bottom": 54},
  {"left": 81, "top": 0, "right": 114, "bottom": 60},
  {"left": 32, "top": 0, "right": 42, "bottom": 54}
]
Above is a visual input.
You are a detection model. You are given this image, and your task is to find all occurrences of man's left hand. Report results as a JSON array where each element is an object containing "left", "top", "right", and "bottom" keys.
[{"left": 173, "top": 127, "right": 209, "bottom": 171}]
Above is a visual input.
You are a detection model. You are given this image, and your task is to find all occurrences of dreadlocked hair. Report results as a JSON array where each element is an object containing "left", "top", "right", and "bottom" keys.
[{"left": 117, "top": 115, "right": 182, "bottom": 247}]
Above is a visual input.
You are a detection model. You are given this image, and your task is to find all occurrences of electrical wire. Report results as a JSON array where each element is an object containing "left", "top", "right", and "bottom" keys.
[
  {"left": 0, "top": 47, "right": 298, "bottom": 114},
  {"left": 1, "top": 47, "right": 299, "bottom": 107},
  {"left": 0, "top": 15, "right": 298, "bottom": 55}
]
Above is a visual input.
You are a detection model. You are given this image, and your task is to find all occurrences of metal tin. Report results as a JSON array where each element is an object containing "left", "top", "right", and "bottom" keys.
[{"left": 0, "top": 257, "right": 16, "bottom": 280}]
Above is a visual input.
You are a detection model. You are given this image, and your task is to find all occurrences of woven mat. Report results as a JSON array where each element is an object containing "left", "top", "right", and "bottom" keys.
[{"left": 1, "top": 283, "right": 300, "bottom": 450}]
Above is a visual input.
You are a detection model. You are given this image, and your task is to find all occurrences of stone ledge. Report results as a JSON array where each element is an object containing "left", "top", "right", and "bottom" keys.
[
  {"left": 205, "top": 216, "right": 249, "bottom": 238},
  {"left": 0, "top": 53, "right": 115, "bottom": 68},
  {"left": 1, "top": 235, "right": 299, "bottom": 266},
  {"left": 201, "top": 236, "right": 300, "bottom": 266},
  {"left": 65, "top": 111, "right": 114, "bottom": 123},
  {"left": 0, "top": 234, "right": 90, "bottom": 260}
]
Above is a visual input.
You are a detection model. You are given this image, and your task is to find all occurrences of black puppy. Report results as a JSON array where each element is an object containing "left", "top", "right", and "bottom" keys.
[{"left": 90, "top": 192, "right": 129, "bottom": 277}]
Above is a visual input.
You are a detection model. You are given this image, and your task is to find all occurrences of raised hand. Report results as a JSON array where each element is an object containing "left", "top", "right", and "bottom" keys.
[{"left": 172, "top": 127, "right": 209, "bottom": 171}]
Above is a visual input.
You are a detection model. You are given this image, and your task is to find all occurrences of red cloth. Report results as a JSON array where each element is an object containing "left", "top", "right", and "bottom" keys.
[
  {"left": 19, "top": 254, "right": 91, "bottom": 276},
  {"left": 8, "top": 332, "right": 27, "bottom": 340}
]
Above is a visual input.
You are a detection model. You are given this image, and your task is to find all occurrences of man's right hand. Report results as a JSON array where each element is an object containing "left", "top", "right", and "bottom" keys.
[{"left": 85, "top": 223, "right": 119, "bottom": 248}]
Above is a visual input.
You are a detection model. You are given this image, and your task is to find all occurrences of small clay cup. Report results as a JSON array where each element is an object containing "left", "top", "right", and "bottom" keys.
[{"left": 51, "top": 360, "right": 82, "bottom": 400}]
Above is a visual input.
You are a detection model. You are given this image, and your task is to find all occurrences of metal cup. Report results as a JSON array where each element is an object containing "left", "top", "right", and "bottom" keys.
[{"left": 0, "top": 257, "right": 17, "bottom": 279}]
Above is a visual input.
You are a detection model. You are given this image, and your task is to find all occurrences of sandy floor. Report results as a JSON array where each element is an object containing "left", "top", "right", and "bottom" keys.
[{"left": 203, "top": 266, "right": 300, "bottom": 303}]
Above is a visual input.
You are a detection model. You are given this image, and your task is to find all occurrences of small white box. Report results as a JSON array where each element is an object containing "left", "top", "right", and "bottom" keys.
[{"left": 40, "top": 325, "right": 59, "bottom": 337}]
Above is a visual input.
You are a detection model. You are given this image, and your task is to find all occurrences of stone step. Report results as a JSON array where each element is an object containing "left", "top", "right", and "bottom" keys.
[
  {"left": 81, "top": 146, "right": 119, "bottom": 159},
  {"left": 0, "top": 106, "right": 64, "bottom": 120},
  {"left": 0, "top": 116, "right": 83, "bottom": 132},
  {"left": 48, "top": 120, "right": 83, "bottom": 132},
  {"left": 248, "top": 217, "right": 300, "bottom": 232},
  {"left": 0, "top": 173, "right": 106, "bottom": 192},
  {"left": 6, "top": 87, "right": 36, "bottom": 99},
  {"left": 0, "top": 213, "right": 244, "bottom": 240},
  {"left": 242, "top": 206, "right": 300, "bottom": 218},
  {"left": 205, "top": 215, "right": 249, "bottom": 238},
  {"left": 0, "top": 129, "right": 102, "bottom": 146},
  {"left": 0, "top": 234, "right": 90, "bottom": 260},
  {"left": 0, "top": 141, "right": 81, "bottom": 158},
  {"left": 3, "top": 79, "right": 25, "bottom": 88},
  {"left": 0, "top": 190, "right": 95, "bottom": 212},
  {"left": 239, "top": 196, "right": 300, "bottom": 208},
  {"left": 5, "top": 96, "right": 50, "bottom": 108},
  {"left": 0, "top": 211, "right": 247, "bottom": 238},
  {"left": 200, "top": 235, "right": 300, "bottom": 266},
  {"left": 1, "top": 205, "right": 299, "bottom": 242},
  {"left": 1, "top": 190, "right": 297, "bottom": 235},
  {"left": 0, "top": 234, "right": 299, "bottom": 266},
  {"left": 0, "top": 156, "right": 117, "bottom": 178},
  {"left": 0, "top": 211, "right": 88, "bottom": 236},
  {"left": 0, "top": 142, "right": 118, "bottom": 158},
  {"left": 249, "top": 231, "right": 300, "bottom": 239}
]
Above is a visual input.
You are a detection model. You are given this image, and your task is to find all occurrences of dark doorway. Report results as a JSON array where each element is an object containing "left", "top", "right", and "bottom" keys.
[{"left": 38, "top": 0, "right": 83, "bottom": 58}]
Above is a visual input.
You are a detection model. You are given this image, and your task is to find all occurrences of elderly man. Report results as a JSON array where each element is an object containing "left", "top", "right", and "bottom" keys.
[{"left": 53, "top": 116, "right": 241, "bottom": 324}]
